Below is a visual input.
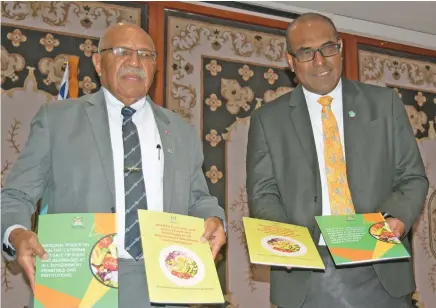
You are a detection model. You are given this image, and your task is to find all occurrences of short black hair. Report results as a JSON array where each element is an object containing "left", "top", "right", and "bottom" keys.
[{"left": 286, "top": 13, "right": 339, "bottom": 52}]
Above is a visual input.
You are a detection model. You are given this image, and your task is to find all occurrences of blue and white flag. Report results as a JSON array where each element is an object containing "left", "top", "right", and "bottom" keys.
[{"left": 57, "top": 61, "right": 70, "bottom": 100}]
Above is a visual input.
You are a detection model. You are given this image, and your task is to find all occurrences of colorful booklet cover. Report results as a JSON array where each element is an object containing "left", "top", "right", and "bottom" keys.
[
  {"left": 138, "top": 210, "right": 224, "bottom": 305},
  {"left": 242, "top": 217, "right": 325, "bottom": 269},
  {"left": 315, "top": 213, "right": 411, "bottom": 266},
  {"left": 35, "top": 213, "right": 118, "bottom": 308}
]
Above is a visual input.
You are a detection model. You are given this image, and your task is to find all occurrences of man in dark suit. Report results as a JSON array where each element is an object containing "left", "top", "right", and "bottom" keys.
[
  {"left": 1, "top": 23, "right": 226, "bottom": 307},
  {"left": 246, "top": 13, "right": 428, "bottom": 308}
]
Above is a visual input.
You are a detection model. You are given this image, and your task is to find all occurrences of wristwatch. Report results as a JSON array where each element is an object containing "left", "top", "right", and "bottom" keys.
[
  {"left": 382, "top": 212, "right": 394, "bottom": 219},
  {"left": 214, "top": 216, "right": 227, "bottom": 236}
]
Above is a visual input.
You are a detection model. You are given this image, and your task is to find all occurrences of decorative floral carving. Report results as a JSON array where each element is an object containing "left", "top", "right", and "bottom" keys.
[
  {"left": 172, "top": 59, "right": 194, "bottom": 80},
  {"left": 263, "top": 39, "right": 285, "bottom": 62},
  {"left": 172, "top": 24, "right": 203, "bottom": 53},
  {"left": 1, "top": 2, "right": 141, "bottom": 38},
  {"left": 79, "top": 39, "right": 97, "bottom": 57},
  {"left": 1, "top": 161, "right": 11, "bottom": 188},
  {"left": 40, "top": 33, "right": 59, "bottom": 52},
  {"left": 79, "top": 76, "right": 97, "bottom": 94},
  {"left": 359, "top": 50, "right": 436, "bottom": 91},
  {"left": 221, "top": 79, "right": 254, "bottom": 115},
  {"left": 205, "top": 59, "right": 222, "bottom": 76},
  {"left": 7, "top": 29, "right": 27, "bottom": 47},
  {"left": 205, "top": 166, "right": 223, "bottom": 184},
  {"left": 170, "top": 83, "right": 196, "bottom": 120},
  {"left": 6, "top": 119, "right": 21, "bottom": 154},
  {"left": 205, "top": 93, "right": 222, "bottom": 111},
  {"left": 1, "top": 46, "right": 25, "bottom": 84},
  {"left": 361, "top": 55, "right": 384, "bottom": 81},
  {"left": 38, "top": 54, "right": 69, "bottom": 89},
  {"left": 1, "top": 260, "right": 12, "bottom": 292},
  {"left": 415, "top": 92, "right": 427, "bottom": 107},
  {"left": 230, "top": 185, "right": 248, "bottom": 214},
  {"left": 264, "top": 68, "right": 278, "bottom": 85},
  {"left": 205, "top": 129, "right": 222, "bottom": 147},
  {"left": 238, "top": 64, "right": 254, "bottom": 81},
  {"left": 208, "top": 29, "right": 226, "bottom": 51},
  {"left": 264, "top": 86, "right": 293, "bottom": 103},
  {"left": 429, "top": 121, "right": 436, "bottom": 140},
  {"left": 405, "top": 105, "right": 427, "bottom": 136},
  {"left": 430, "top": 264, "right": 436, "bottom": 292},
  {"left": 230, "top": 32, "right": 253, "bottom": 58}
]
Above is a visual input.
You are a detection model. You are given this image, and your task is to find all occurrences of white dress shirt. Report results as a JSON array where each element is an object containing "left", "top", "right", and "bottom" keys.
[
  {"left": 3, "top": 88, "right": 164, "bottom": 260},
  {"left": 104, "top": 88, "right": 164, "bottom": 259},
  {"left": 302, "top": 80, "right": 345, "bottom": 245}
]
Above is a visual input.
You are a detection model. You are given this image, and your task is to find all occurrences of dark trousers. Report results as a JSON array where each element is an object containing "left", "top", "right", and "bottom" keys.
[{"left": 281, "top": 246, "right": 412, "bottom": 308}]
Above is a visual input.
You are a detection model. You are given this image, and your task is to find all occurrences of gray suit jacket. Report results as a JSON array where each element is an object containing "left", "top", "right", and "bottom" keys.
[
  {"left": 246, "top": 78, "right": 428, "bottom": 307},
  {"left": 2, "top": 88, "right": 225, "bottom": 254}
]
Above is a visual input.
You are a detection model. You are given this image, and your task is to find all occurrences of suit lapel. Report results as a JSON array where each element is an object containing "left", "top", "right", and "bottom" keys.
[
  {"left": 149, "top": 98, "right": 175, "bottom": 212},
  {"left": 85, "top": 89, "right": 115, "bottom": 204},
  {"left": 342, "top": 78, "right": 363, "bottom": 198},
  {"left": 288, "top": 86, "right": 318, "bottom": 175}
]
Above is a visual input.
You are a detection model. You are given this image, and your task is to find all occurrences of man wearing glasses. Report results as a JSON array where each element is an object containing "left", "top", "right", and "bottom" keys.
[
  {"left": 246, "top": 13, "right": 427, "bottom": 308},
  {"left": 2, "top": 23, "right": 226, "bottom": 307}
]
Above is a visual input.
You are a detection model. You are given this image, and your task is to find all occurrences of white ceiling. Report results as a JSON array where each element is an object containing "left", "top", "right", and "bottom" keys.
[{"left": 275, "top": 1, "right": 436, "bottom": 35}]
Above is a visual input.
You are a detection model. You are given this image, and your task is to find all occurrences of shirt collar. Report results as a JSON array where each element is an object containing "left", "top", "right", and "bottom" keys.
[
  {"left": 302, "top": 79, "right": 342, "bottom": 105},
  {"left": 102, "top": 87, "right": 147, "bottom": 112}
]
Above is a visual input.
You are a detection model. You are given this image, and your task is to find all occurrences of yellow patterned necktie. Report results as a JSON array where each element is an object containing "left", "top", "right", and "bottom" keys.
[{"left": 318, "top": 95, "right": 355, "bottom": 215}]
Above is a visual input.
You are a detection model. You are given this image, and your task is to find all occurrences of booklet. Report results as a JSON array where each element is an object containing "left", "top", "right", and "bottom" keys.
[
  {"left": 34, "top": 213, "right": 118, "bottom": 308},
  {"left": 242, "top": 217, "right": 325, "bottom": 269},
  {"left": 138, "top": 210, "right": 225, "bottom": 305},
  {"left": 315, "top": 213, "right": 411, "bottom": 266}
]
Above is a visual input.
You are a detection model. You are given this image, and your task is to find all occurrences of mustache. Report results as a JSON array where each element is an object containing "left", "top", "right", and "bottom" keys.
[{"left": 119, "top": 66, "right": 145, "bottom": 79}]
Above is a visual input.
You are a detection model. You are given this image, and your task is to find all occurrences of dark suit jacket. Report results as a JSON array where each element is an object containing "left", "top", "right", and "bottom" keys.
[{"left": 246, "top": 78, "right": 428, "bottom": 307}]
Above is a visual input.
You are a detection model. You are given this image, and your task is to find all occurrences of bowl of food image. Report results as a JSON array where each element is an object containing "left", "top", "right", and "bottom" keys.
[
  {"left": 369, "top": 222, "right": 401, "bottom": 244},
  {"left": 261, "top": 236, "right": 307, "bottom": 257},
  {"left": 159, "top": 246, "right": 205, "bottom": 286},
  {"left": 90, "top": 234, "right": 118, "bottom": 288}
]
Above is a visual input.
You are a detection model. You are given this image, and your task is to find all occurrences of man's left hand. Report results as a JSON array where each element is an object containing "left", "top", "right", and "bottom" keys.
[
  {"left": 386, "top": 217, "right": 405, "bottom": 238},
  {"left": 201, "top": 217, "right": 226, "bottom": 259}
]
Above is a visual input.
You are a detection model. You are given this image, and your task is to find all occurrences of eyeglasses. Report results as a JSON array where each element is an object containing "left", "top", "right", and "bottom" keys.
[
  {"left": 289, "top": 42, "right": 341, "bottom": 63},
  {"left": 99, "top": 47, "right": 157, "bottom": 61}
]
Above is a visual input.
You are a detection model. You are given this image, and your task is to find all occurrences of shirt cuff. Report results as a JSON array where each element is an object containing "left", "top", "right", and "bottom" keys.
[{"left": 2, "top": 225, "right": 27, "bottom": 260}]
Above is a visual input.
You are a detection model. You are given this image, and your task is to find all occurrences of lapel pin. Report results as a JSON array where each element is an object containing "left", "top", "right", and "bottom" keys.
[
  {"left": 348, "top": 111, "right": 356, "bottom": 118},
  {"left": 165, "top": 130, "right": 170, "bottom": 135}
]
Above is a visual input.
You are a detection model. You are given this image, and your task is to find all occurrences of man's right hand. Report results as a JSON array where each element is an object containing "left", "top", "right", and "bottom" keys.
[{"left": 9, "top": 228, "right": 48, "bottom": 291}]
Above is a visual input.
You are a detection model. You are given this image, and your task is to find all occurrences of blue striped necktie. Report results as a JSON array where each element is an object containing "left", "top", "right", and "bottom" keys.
[{"left": 121, "top": 106, "right": 147, "bottom": 260}]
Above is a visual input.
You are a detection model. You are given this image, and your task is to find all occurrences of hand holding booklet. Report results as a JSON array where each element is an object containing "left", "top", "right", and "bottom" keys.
[
  {"left": 34, "top": 213, "right": 118, "bottom": 308},
  {"left": 138, "top": 210, "right": 224, "bottom": 305},
  {"left": 34, "top": 211, "right": 224, "bottom": 307},
  {"left": 243, "top": 217, "right": 325, "bottom": 269},
  {"left": 315, "top": 213, "right": 411, "bottom": 266}
]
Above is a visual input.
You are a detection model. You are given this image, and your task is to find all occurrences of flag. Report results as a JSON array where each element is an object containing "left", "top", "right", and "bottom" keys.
[{"left": 40, "top": 55, "right": 79, "bottom": 215}]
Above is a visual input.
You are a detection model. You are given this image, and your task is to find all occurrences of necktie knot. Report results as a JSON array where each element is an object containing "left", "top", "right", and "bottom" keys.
[
  {"left": 318, "top": 95, "right": 333, "bottom": 107},
  {"left": 121, "top": 107, "right": 136, "bottom": 120}
]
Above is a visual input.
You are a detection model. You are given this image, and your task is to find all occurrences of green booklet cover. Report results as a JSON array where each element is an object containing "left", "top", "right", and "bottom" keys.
[
  {"left": 315, "top": 213, "right": 410, "bottom": 266},
  {"left": 34, "top": 213, "right": 118, "bottom": 308}
]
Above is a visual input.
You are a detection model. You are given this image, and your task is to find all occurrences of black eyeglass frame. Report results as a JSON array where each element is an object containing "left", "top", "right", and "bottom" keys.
[{"left": 288, "top": 41, "right": 342, "bottom": 63}]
